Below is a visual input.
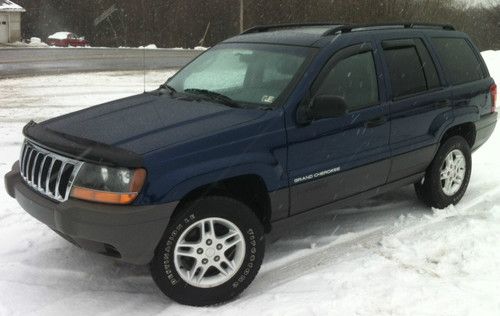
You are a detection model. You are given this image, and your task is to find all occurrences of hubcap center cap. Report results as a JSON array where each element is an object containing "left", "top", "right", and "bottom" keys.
[{"left": 205, "top": 248, "right": 216, "bottom": 257}]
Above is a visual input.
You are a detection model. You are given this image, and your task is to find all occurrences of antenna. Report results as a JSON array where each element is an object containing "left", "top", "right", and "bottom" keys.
[{"left": 142, "top": 0, "right": 146, "bottom": 93}]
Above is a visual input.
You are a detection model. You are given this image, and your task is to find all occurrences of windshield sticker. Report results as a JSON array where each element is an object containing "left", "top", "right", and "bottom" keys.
[{"left": 261, "top": 95, "right": 276, "bottom": 103}]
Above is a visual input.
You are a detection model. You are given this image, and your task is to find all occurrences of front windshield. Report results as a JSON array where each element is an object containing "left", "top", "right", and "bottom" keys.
[{"left": 166, "top": 43, "right": 312, "bottom": 108}]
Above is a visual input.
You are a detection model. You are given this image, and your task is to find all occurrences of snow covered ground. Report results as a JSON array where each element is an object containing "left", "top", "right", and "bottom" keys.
[{"left": 0, "top": 54, "right": 499, "bottom": 315}]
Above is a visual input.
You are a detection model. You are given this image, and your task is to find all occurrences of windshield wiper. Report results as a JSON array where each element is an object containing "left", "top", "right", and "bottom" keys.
[
  {"left": 158, "top": 84, "right": 176, "bottom": 95},
  {"left": 183, "top": 88, "right": 242, "bottom": 108}
]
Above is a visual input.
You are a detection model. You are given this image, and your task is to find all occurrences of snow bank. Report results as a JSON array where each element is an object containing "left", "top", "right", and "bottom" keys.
[
  {"left": 138, "top": 44, "right": 158, "bottom": 49},
  {"left": 4, "top": 37, "right": 49, "bottom": 48},
  {"left": 482, "top": 50, "right": 500, "bottom": 84}
]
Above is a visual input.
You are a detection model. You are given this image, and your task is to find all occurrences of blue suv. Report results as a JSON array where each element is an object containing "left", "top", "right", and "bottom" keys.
[{"left": 4, "top": 23, "right": 497, "bottom": 305}]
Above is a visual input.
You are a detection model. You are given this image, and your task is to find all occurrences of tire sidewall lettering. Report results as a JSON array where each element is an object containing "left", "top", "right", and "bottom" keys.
[
  {"left": 163, "top": 213, "right": 197, "bottom": 286},
  {"left": 232, "top": 227, "right": 259, "bottom": 289}
]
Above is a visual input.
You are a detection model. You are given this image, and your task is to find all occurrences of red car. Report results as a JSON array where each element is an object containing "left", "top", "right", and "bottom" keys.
[{"left": 47, "top": 32, "right": 89, "bottom": 47}]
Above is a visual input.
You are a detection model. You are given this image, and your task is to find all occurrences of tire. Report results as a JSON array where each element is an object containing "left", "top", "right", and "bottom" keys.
[
  {"left": 414, "top": 136, "right": 472, "bottom": 209},
  {"left": 150, "top": 196, "right": 265, "bottom": 306}
]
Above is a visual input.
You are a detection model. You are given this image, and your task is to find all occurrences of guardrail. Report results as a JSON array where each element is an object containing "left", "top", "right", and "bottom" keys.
[{"left": 0, "top": 47, "right": 202, "bottom": 78}]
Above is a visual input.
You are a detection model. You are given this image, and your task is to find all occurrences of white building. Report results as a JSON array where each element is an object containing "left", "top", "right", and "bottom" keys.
[{"left": 0, "top": 0, "right": 25, "bottom": 43}]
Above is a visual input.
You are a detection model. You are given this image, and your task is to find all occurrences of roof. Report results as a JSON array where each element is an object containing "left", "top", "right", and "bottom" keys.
[
  {"left": 48, "top": 32, "right": 72, "bottom": 40},
  {"left": 225, "top": 25, "right": 337, "bottom": 47},
  {"left": 0, "top": 0, "right": 26, "bottom": 12},
  {"left": 225, "top": 23, "right": 458, "bottom": 47}
]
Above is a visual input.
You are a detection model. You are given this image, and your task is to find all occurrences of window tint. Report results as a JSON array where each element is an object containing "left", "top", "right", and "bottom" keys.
[
  {"left": 316, "top": 51, "right": 379, "bottom": 111},
  {"left": 383, "top": 45, "right": 427, "bottom": 98},
  {"left": 414, "top": 39, "right": 440, "bottom": 90},
  {"left": 383, "top": 38, "right": 441, "bottom": 98},
  {"left": 431, "top": 37, "right": 485, "bottom": 85}
]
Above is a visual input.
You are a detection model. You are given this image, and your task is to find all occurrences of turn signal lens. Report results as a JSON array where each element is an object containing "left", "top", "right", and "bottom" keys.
[{"left": 70, "top": 187, "right": 139, "bottom": 204}]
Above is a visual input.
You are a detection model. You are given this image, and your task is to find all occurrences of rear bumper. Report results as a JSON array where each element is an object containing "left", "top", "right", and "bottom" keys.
[
  {"left": 473, "top": 112, "right": 497, "bottom": 152},
  {"left": 4, "top": 162, "right": 177, "bottom": 265}
]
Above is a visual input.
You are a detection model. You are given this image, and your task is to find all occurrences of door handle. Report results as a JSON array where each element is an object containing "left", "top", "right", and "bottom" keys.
[{"left": 365, "top": 116, "right": 386, "bottom": 128}]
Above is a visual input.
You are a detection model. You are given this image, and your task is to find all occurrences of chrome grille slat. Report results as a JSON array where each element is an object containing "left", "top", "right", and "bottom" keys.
[
  {"left": 46, "top": 159, "right": 55, "bottom": 194},
  {"left": 31, "top": 152, "right": 40, "bottom": 184},
  {"left": 26, "top": 149, "right": 34, "bottom": 183},
  {"left": 55, "top": 162, "right": 66, "bottom": 199},
  {"left": 19, "top": 140, "right": 83, "bottom": 202},
  {"left": 20, "top": 144, "right": 28, "bottom": 176},
  {"left": 37, "top": 155, "right": 47, "bottom": 187}
]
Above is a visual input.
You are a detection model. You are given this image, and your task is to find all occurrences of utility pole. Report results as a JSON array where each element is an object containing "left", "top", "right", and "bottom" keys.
[{"left": 240, "top": 0, "right": 244, "bottom": 33}]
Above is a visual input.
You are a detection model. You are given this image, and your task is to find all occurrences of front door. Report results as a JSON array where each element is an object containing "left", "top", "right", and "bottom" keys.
[
  {"left": 0, "top": 14, "right": 9, "bottom": 43},
  {"left": 287, "top": 43, "right": 391, "bottom": 215}
]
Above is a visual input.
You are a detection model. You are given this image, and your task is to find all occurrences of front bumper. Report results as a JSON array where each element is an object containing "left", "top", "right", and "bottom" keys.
[{"left": 4, "top": 162, "right": 178, "bottom": 265}]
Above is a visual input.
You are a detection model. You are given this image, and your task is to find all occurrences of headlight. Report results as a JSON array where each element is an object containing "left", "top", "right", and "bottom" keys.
[{"left": 70, "top": 163, "right": 146, "bottom": 204}]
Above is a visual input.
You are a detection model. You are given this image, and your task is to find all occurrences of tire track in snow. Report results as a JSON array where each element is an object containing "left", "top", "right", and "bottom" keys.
[{"left": 246, "top": 186, "right": 500, "bottom": 296}]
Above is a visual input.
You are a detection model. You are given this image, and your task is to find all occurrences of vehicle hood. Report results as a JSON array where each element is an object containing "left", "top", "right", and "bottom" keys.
[{"left": 41, "top": 93, "right": 266, "bottom": 154}]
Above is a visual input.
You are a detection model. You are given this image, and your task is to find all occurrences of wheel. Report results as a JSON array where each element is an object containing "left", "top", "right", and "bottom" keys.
[
  {"left": 150, "top": 196, "right": 265, "bottom": 306},
  {"left": 414, "top": 135, "right": 472, "bottom": 209}
]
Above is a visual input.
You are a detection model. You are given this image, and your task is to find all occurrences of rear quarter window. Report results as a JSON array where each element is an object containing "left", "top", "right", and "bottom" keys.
[{"left": 431, "top": 37, "right": 485, "bottom": 85}]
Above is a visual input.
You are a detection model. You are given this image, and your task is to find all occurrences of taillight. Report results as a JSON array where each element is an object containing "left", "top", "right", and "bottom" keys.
[{"left": 491, "top": 83, "right": 497, "bottom": 113}]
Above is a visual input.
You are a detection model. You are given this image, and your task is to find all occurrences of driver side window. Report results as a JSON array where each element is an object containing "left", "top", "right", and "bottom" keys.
[{"left": 316, "top": 50, "right": 379, "bottom": 112}]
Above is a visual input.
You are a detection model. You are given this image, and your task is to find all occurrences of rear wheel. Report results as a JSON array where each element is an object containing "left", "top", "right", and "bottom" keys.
[
  {"left": 150, "top": 196, "right": 265, "bottom": 306},
  {"left": 414, "top": 136, "right": 472, "bottom": 209}
]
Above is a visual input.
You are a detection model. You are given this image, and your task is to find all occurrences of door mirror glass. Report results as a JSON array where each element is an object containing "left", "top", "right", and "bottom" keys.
[{"left": 310, "top": 95, "right": 347, "bottom": 120}]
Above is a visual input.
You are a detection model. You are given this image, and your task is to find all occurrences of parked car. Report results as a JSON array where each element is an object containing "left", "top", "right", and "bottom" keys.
[
  {"left": 5, "top": 22, "right": 497, "bottom": 306},
  {"left": 47, "top": 31, "right": 88, "bottom": 47}
]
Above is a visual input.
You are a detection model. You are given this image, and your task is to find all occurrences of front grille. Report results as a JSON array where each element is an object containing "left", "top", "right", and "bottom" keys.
[{"left": 19, "top": 140, "right": 83, "bottom": 202}]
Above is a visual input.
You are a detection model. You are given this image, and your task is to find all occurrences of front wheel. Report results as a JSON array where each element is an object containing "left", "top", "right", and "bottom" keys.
[
  {"left": 414, "top": 135, "right": 472, "bottom": 209},
  {"left": 150, "top": 196, "right": 265, "bottom": 306}
]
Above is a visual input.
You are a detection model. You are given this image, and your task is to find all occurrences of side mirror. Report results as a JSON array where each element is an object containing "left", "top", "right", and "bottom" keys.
[{"left": 303, "top": 95, "right": 347, "bottom": 122}]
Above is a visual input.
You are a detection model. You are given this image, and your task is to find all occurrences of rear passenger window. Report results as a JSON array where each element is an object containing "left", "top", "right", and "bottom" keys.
[
  {"left": 316, "top": 51, "right": 379, "bottom": 111},
  {"left": 431, "top": 37, "right": 485, "bottom": 85},
  {"left": 382, "top": 38, "right": 440, "bottom": 99}
]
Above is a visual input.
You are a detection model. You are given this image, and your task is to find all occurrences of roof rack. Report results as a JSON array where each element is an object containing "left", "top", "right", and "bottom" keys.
[
  {"left": 322, "top": 23, "right": 455, "bottom": 36},
  {"left": 240, "top": 22, "right": 341, "bottom": 35}
]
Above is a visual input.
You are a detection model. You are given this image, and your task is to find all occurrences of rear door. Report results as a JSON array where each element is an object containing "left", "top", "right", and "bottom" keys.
[
  {"left": 380, "top": 36, "right": 452, "bottom": 182},
  {"left": 287, "top": 42, "right": 391, "bottom": 214}
]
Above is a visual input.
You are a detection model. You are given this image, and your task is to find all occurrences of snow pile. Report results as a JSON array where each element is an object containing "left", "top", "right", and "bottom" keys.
[
  {"left": 3, "top": 37, "right": 49, "bottom": 48},
  {"left": 28, "top": 37, "right": 48, "bottom": 47},
  {"left": 139, "top": 44, "right": 158, "bottom": 49},
  {"left": 482, "top": 50, "right": 500, "bottom": 85}
]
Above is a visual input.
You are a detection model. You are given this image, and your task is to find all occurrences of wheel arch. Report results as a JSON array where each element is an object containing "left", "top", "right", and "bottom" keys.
[
  {"left": 172, "top": 174, "right": 273, "bottom": 232},
  {"left": 440, "top": 122, "right": 476, "bottom": 148}
]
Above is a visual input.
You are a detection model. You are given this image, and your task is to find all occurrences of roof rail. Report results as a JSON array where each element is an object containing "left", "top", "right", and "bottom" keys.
[
  {"left": 322, "top": 22, "right": 455, "bottom": 36},
  {"left": 241, "top": 22, "right": 341, "bottom": 35}
]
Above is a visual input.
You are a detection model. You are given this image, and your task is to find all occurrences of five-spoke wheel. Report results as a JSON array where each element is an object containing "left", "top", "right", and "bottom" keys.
[
  {"left": 150, "top": 196, "right": 265, "bottom": 306},
  {"left": 174, "top": 217, "right": 246, "bottom": 288},
  {"left": 415, "top": 135, "right": 472, "bottom": 209}
]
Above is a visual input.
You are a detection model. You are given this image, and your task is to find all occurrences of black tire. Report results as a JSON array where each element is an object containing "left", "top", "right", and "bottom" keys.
[
  {"left": 150, "top": 196, "right": 265, "bottom": 306},
  {"left": 414, "top": 136, "right": 472, "bottom": 209}
]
